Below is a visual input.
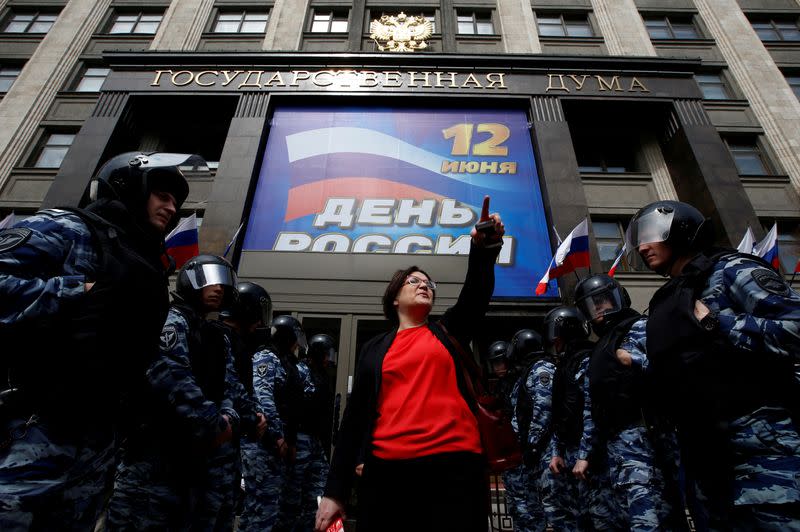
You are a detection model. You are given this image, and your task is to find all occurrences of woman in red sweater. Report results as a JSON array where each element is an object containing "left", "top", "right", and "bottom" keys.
[{"left": 315, "top": 202, "right": 504, "bottom": 532}]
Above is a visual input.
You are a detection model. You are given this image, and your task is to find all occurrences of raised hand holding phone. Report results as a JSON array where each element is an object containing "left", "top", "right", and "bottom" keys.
[{"left": 472, "top": 195, "right": 504, "bottom": 248}]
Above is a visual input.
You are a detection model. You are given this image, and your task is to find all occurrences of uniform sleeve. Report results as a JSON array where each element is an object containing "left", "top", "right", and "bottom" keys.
[
  {"left": 220, "top": 335, "right": 245, "bottom": 426},
  {"left": 510, "top": 378, "right": 521, "bottom": 434},
  {"left": 0, "top": 214, "right": 92, "bottom": 324},
  {"left": 620, "top": 317, "right": 650, "bottom": 371},
  {"left": 527, "top": 363, "right": 553, "bottom": 455},
  {"left": 252, "top": 350, "right": 285, "bottom": 441},
  {"left": 577, "top": 358, "right": 595, "bottom": 461},
  {"left": 702, "top": 257, "right": 800, "bottom": 359},
  {"left": 147, "top": 311, "right": 225, "bottom": 443},
  {"left": 298, "top": 361, "right": 316, "bottom": 400}
]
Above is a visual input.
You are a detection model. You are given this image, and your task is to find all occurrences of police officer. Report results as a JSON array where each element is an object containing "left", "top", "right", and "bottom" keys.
[
  {"left": 107, "top": 254, "right": 243, "bottom": 529},
  {"left": 281, "top": 333, "right": 336, "bottom": 531},
  {"left": 507, "top": 329, "right": 548, "bottom": 532},
  {"left": 239, "top": 315, "right": 305, "bottom": 531},
  {"left": 576, "top": 274, "right": 681, "bottom": 530},
  {"left": 548, "top": 305, "right": 620, "bottom": 530},
  {"left": 626, "top": 200, "right": 800, "bottom": 530},
  {"left": 0, "top": 152, "right": 196, "bottom": 530},
  {"left": 214, "top": 282, "right": 271, "bottom": 527}
]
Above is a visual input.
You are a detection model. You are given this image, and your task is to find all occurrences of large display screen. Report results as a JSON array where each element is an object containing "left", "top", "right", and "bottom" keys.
[{"left": 242, "top": 106, "right": 556, "bottom": 297}]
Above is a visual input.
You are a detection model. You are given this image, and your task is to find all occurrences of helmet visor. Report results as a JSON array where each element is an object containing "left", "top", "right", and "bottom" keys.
[
  {"left": 186, "top": 263, "right": 237, "bottom": 290},
  {"left": 142, "top": 153, "right": 208, "bottom": 171},
  {"left": 624, "top": 209, "right": 674, "bottom": 252},
  {"left": 577, "top": 291, "right": 623, "bottom": 321},
  {"left": 326, "top": 347, "right": 338, "bottom": 366}
]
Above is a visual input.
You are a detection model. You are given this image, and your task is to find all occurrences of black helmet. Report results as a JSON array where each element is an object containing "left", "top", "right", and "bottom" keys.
[
  {"left": 87, "top": 152, "right": 201, "bottom": 212},
  {"left": 574, "top": 274, "right": 631, "bottom": 323},
  {"left": 220, "top": 282, "right": 272, "bottom": 327},
  {"left": 270, "top": 315, "right": 308, "bottom": 357},
  {"left": 175, "top": 254, "right": 238, "bottom": 310},
  {"left": 624, "top": 201, "right": 714, "bottom": 271},
  {"left": 507, "top": 329, "right": 544, "bottom": 364},
  {"left": 543, "top": 306, "right": 590, "bottom": 349},
  {"left": 308, "top": 334, "right": 337, "bottom": 365},
  {"left": 486, "top": 341, "right": 510, "bottom": 363}
]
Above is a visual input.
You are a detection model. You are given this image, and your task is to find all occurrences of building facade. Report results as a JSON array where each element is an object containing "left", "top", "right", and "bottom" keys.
[{"left": 1, "top": 0, "right": 799, "bottom": 404}]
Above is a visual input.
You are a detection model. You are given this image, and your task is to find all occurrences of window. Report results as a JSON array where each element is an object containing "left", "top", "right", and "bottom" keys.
[
  {"left": 75, "top": 67, "right": 110, "bottom": 92},
  {"left": 310, "top": 11, "right": 348, "bottom": 32},
  {"left": 644, "top": 16, "right": 700, "bottom": 39},
  {"left": 3, "top": 13, "right": 58, "bottom": 33},
  {"left": 776, "top": 221, "right": 800, "bottom": 273},
  {"left": 0, "top": 67, "right": 21, "bottom": 92},
  {"left": 725, "top": 138, "right": 771, "bottom": 175},
  {"left": 786, "top": 75, "right": 800, "bottom": 99},
  {"left": 695, "top": 73, "right": 731, "bottom": 100},
  {"left": 213, "top": 11, "right": 269, "bottom": 33},
  {"left": 457, "top": 12, "right": 494, "bottom": 35},
  {"left": 592, "top": 219, "right": 645, "bottom": 273},
  {"left": 574, "top": 133, "right": 638, "bottom": 173},
  {"left": 33, "top": 133, "right": 75, "bottom": 168},
  {"left": 751, "top": 19, "right": 800, "bottom": 42},
  {"left": 536, "top": 14, "right": 593, "bottom": 38},
  {"left": 109, "top": 13, "right": 163, "bottom": 34}
]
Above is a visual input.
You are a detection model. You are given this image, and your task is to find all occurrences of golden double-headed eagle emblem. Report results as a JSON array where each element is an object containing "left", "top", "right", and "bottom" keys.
[{"left": 370, "top": 12, "right": 433, "bottom": 52}]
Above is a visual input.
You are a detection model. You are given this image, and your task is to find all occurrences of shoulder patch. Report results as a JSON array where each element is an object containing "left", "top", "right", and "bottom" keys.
[
  {"left": 539, "top": 373, "right": 551, "bottom": 387},
  {"left": 160, "top": 325, "right": 178, "bottom": 351},
  {"left": 257, "top": 364, "right": 268, "bottom": 377},
  {"left": 0, "top": 228, "right": 32, "bottom": 253},
  {"left": 751, "top": 268, "right": 790, "bottom": 296}
]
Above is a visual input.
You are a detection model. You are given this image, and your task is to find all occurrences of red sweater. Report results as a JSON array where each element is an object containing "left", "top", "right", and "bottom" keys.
[{"left": 371, "top": 325, "right": 482, "bottom": 460}]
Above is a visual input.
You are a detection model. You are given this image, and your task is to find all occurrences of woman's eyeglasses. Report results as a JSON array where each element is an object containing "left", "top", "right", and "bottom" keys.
[{"left": 405, "top": 276, "right": 437, "bottom": 291}]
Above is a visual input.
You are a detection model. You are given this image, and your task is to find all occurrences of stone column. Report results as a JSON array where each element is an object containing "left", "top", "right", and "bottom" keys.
[
  {"left": 0, "top": 0, "right": 112, "bottom": 191},
  {"left": 695, "top": 0, "right": 800, "bottom": 195},
  {"left": 590, "top": 0, "right": 656, "bottom": 56},
  {"left": 497, "top": 0, "right": 541, "bottom": 53},
  {"left": 150, "top": 0, "right": 215, "bottom": 51},
  {"left": 199, "top": 92, "right": 269, "bottom": 255},
  {"left": 640, "top": 133, "right": 678, "bottom": 200},
  {"left": 263, "top": 0, "right": 309, "bottom": 50},
  {"left": 530, "top": 96, "right": 598, "bottom": 298}
]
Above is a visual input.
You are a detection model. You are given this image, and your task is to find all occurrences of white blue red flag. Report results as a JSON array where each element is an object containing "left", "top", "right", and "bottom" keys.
[
  {"left": 535, "top": 219, "right": 590, "bottom": 295},
  {"left": 0, "top": 212, "right": 15, "bottom": 229},
  {"left": 737, "top": 226, "right": 756, "bottom": 254},
  {"left": 608, "top": 244, "right": 626, "bottom": 277},
  {"left": 165, "top": 213, "right": 199, "bottom": 269},
  {"left": 754, "top": 222, "right": 780, "bottom": 270}
]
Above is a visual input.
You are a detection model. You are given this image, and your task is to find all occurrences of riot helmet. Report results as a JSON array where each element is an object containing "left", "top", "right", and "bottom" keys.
[
  {"left": 219, "top": 281, "right": 272, "bottom": 327},
  {"left": 507, "top": 329, "right": 544, "bottom": 364},
  {"left": 307, "top": 334, "right": 338, "bottom": 366},
  {"left": 543, "top": 306, "right": 590, "bottom": 355},
  {"left": 87, "top": 152, "right": 201, "bottom": 213},
  {"left": 270, "top": 315, "right": 308, "bottom": 358},
  {"left": 624, "top": 201, "right": 714, "bottom": 273},
  {"left": 574, "top": 274, "right": 631, "bottom": 323},
  {"left": 175, "top": 254, "right": 238, "bottom": 310},
  {"left": 486, "top": 340, "right": 510, "bottom": 377}
]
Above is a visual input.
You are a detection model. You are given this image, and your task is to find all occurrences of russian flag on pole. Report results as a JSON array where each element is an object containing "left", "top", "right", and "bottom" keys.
[
  {"left": 535, "top": 219, "right": 590, "bottom": 295},
  {"left": 608, "top": 244, "right": 626, "bottom": 277},
  {"left": 0, "top": 212, "right": 16, "bottom": 229},
  {"left": 165, "top": 213, "right": 199, "bottom": 270},
  {"left": 754, "top": 222, "right": 780, "bottom": 270},
  {"left": 737, "top": 226, "right": 756, "bottom": 254}
]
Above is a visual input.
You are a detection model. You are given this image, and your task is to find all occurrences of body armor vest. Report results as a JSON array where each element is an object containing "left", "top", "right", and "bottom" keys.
[
  {"left": 552, "top": 342, "right": 593, "bottom": 447},
  {"left": 172, "top": 304, "right": 227, "bottom": 406}
]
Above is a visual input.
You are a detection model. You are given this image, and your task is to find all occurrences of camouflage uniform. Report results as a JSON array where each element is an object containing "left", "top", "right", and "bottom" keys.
[
  {"left": 698, "top": 255, "right": 800, "bottom": 530},
  {"left": 0, "top": 206, "right": 169, "bottom": 531},
  {"left": 107, "top": 307, "right": 241, "bottom": 530},
  {"left": 239, "top": 348, "right": 288, "bottom": 531},
  {"left": 516, "top": 358, "right": 557, "bottom": 531},
  {"left": 553, "top": 354, "right": 622, "bottom": 530},
  {"left": 276, "top": 360, "right": 330, "bottom": 532}
]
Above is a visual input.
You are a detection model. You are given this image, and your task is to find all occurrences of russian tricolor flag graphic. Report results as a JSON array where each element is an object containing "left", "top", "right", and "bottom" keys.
[
  {"left": 165, "top": 213, "right": 199, "bottom": 269},
  {"left": 608, "top": 245, "right": 625, "bottom": 277},
  {"left": 536, "top": 219, "right": 590, "bottom": 295},
  {"left": 754, "top": 222, "right": 780, "bottom": 271}
]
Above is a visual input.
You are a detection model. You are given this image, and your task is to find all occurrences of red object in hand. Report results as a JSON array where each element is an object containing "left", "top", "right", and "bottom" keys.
[{"left": 327, "top": 518, "right": 344, "bottom": 532}]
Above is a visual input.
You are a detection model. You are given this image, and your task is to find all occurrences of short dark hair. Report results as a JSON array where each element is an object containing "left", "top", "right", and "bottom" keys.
[{"left": 382, "top": 265, "right": 435, "bottom": 325}]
